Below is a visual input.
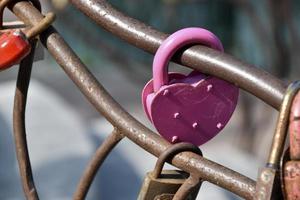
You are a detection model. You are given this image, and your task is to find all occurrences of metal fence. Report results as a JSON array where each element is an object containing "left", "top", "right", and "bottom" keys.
[{"left": 3, "top": 0, "right": 291, "bottom": 199}]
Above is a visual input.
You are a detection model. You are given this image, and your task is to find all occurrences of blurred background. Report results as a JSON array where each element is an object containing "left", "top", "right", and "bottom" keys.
[{"left": 1, "top": 0, "right": 300, "bottom": 199}]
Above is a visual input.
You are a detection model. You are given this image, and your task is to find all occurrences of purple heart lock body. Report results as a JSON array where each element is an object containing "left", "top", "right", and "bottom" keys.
[{"left": 142, "top": 28, "right": 239, "bottom": 146}]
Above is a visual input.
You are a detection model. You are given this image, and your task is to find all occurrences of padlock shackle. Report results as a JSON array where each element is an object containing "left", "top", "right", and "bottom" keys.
[
  {"left": 152, "top": 27, "right": 223, "bottom": 92},
  {"left": 24, "top": 12, "right": 55, "bottom": 39},
  {"left": 152, "top": 142, "right": 202, "bottom": 179}
]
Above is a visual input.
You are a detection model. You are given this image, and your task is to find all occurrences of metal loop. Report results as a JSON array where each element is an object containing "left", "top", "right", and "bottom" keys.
[
  {"left": 152, "top": 142, "right": 202, "bottom": 179},
  {"left": 24, "top": 12, "right": 55, "bottom": 39}
]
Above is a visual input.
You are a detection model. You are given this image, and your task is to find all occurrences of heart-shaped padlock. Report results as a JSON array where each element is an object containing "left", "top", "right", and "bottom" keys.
[{"left": 142, "top": 28, "right": 239, "bottom": 146}]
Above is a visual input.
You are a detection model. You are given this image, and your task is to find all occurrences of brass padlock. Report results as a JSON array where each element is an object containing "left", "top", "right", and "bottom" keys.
[{"left": 138, "top": 143, "right": 202, "bottom": 200}]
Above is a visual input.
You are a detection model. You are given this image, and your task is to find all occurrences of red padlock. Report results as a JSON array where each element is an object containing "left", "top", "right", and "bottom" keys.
[
  {"left": 0, "top": 30, "right": 31, "bottom": 70},
  {"left": 0, "top": 12, "right": 55, "bottom": 71},
  {"left": 0, "top": 0, "right": 30, "bottom": 70}
]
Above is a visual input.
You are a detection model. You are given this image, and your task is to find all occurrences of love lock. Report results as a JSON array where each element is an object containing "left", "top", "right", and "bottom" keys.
[
  {"left": 142, "top": 27, "right": 239, "bottom": 146},
  {"left": 138, "top": 143, "right": 202, "bottom": 200},
  {"left": 280, "top": 89, "right": 300, "bottom": 200},
  {"left": 0, "top": 0, "right": 55, "bottom": 70}
]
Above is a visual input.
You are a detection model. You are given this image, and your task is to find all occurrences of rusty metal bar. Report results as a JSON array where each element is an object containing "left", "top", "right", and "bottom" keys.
[
  {"left": 173, "top": 174, "right": 201, "bottom": 200},
  {"left": 9, "top": 1, "right": 258, "bottom": 199},
  {"left": 13, "top": 40, "right": 39, "bottom": 200},
  {"left": 73, "top": 129, "right": 124, "bottom": 200},
  {"left": 70, "top": 0, "right": 286, "bottom": 110}
]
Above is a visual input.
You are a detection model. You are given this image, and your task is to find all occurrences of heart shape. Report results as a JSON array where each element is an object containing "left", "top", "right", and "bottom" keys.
[{"left": 142, "top": 72, "right": 239, "bottom": 146}]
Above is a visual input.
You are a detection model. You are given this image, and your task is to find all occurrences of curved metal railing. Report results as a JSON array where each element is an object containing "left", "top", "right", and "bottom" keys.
[{"left": 4, "top": 0, "right": 291, "bottom": 199}]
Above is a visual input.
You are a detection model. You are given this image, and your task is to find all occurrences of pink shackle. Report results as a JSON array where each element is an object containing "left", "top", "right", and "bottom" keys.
[{"left": 153, "top": 27, "right": 224, "bottom": 92}]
